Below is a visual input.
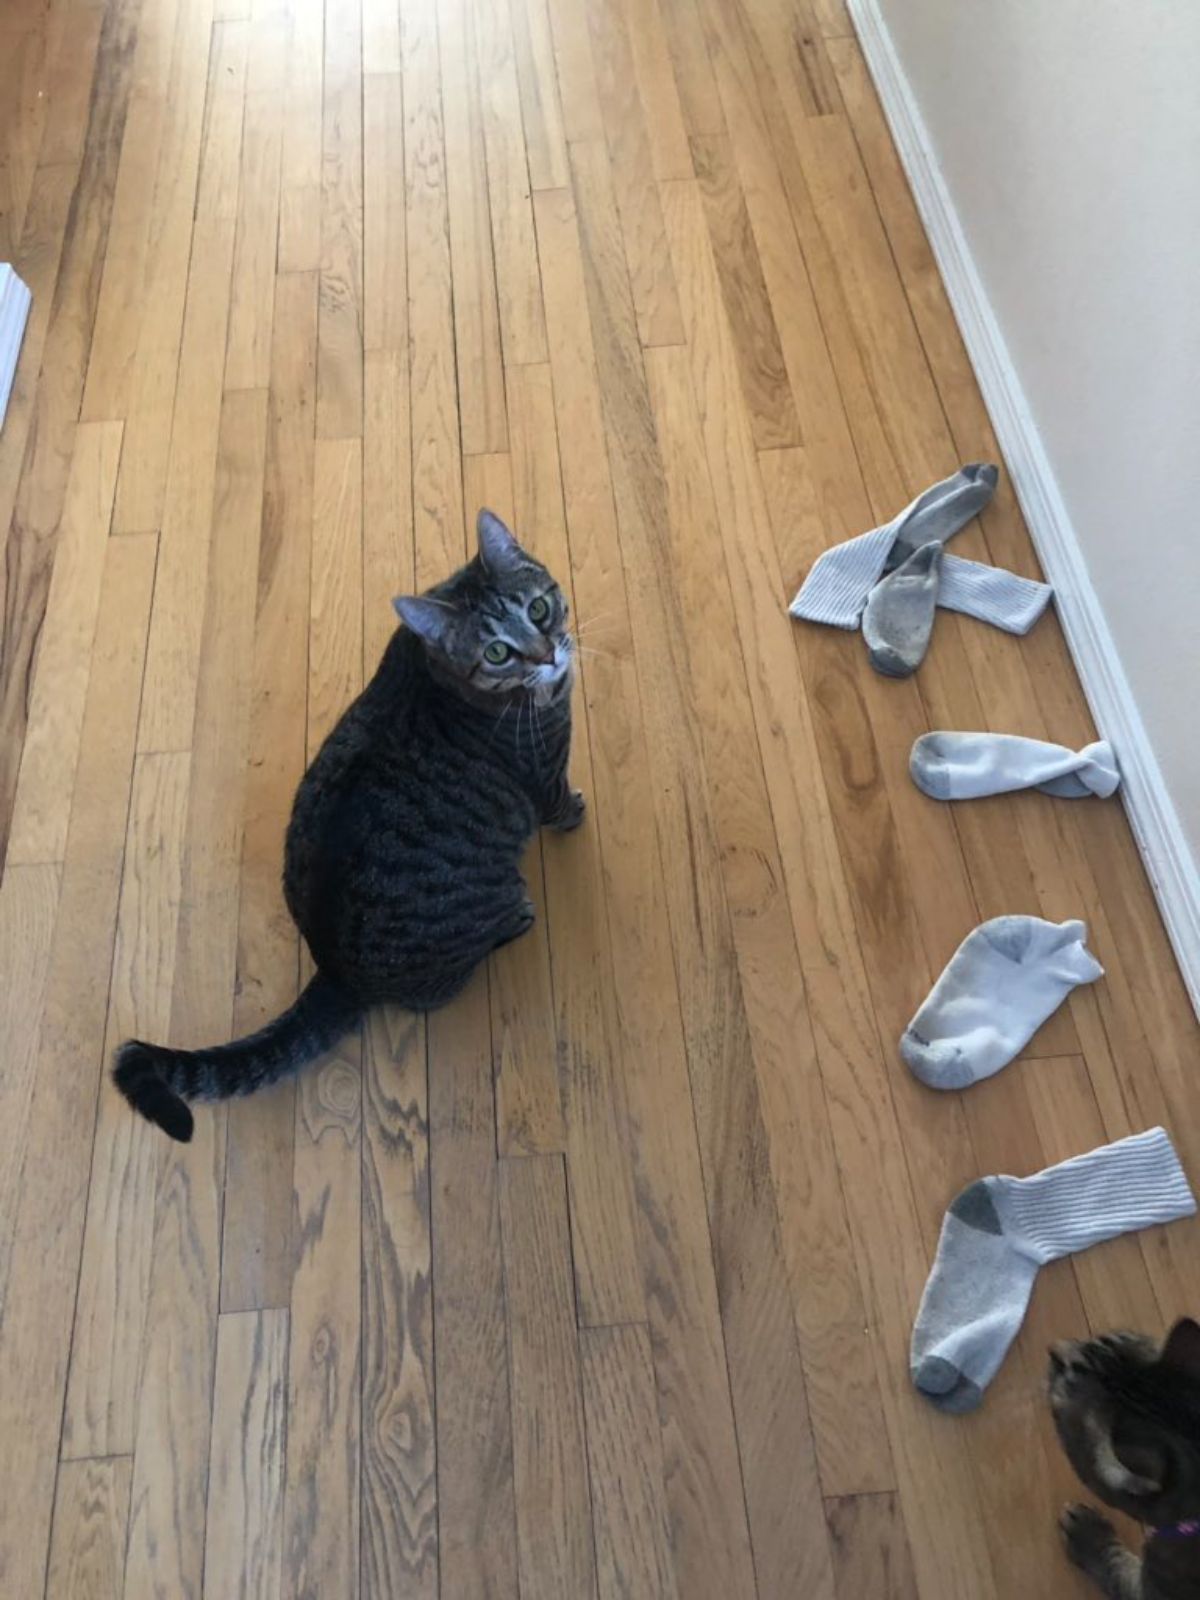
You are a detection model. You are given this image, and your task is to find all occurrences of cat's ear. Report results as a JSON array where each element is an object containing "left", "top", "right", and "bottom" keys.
[
  {"left": 1160, "top": 1317, "right": 1200, "bottom": 1379},
  {"left": 393, "top": 594, "right": 453, "bottom": 645},
  {"left": 476, "top": 509, "right": 526, "bottom": 576}
]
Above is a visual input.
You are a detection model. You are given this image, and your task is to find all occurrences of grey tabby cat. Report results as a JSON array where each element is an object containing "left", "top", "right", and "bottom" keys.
[
  {"left": 1051, "top": 1320, "right": 1200, "bottom": 1598},
  {"left": 114, "top": 510, "right": 582, "bottom": 1142}
]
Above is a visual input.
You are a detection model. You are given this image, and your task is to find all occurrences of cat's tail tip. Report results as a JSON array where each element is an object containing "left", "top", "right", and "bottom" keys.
[{"left": 112, "top": 1040, "right": 194, "bottom": 1143}]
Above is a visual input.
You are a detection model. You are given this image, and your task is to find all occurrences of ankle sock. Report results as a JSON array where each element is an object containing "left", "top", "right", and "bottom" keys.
[
  {"left": 901, "top": 916, "right": 1103, "bottom": 1090},
  {"left": 912, "top": 1128, "right": 1196, "bottom": 1412},
  {"left": 911, "top": 733, "right": 1120, "bottom": 801},
  {"left": 863, "top": 541, "right": 943, "bottom": 677}
]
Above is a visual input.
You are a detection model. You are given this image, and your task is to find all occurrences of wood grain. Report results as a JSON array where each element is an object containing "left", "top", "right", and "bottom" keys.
[
  {"left": 499, "top": 1155, "right": 596, "bottom": 1600},
  {"left": 2, "top": 8, "right": 1198, "bottom": 1600},
  {"left": 203, "top": 1310, "right": 289, "bottom": 1599},
  {"left": 46, "top": 1457, "right": 133, "bottom": 1600},
  {"left": 580, "top": 1323, "right": 678, "bottom": 1600}
]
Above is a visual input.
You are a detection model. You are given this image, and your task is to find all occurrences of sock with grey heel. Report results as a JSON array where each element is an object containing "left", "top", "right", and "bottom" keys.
[
  {"left": 862, "top": 541, "right": 943, "bottom": 677},
  {"left": 912, "top": 1128, "right": 1196, "bottom": 1412},
  {"left": 901, "top": 915, "right": 1103, "bottom": 1090},
  {"left": 911, "top": 732, "right": 1120, "bottom": 800},
  {"left": 788, "top": 463, "right": 1052, "bottom": 638}
]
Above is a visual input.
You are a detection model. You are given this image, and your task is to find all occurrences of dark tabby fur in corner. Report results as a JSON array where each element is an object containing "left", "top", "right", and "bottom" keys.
[
  {"left": 1050, "top": 1318, "right": 1200, "bottom": 1598},
  {"left": 114, "top": 511, "right": 582, "bottom": 1142}
]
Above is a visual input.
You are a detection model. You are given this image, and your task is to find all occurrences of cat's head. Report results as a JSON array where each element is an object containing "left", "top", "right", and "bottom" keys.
[
  {"left": 1049, "top": 1319, "right": 1200, "bottom": 1524},
  {"left": 393, "top": 510, "right": 574, "bottom": 706}
]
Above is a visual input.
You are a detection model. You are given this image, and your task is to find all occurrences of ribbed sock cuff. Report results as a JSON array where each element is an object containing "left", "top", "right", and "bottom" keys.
[{"left": 997, "top": 1127, "right": 1196, "bottom": 1265}]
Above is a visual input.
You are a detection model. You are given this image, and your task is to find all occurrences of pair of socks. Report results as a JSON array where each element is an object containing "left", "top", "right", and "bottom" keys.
[
  {"left": 910, "top": 732, "right": 1120, "bottom": 801},
  {"left": 789, "top": 465, "right": 1053, "bottom": 676},
  {"left": 913, "top": 1128, "right": 1196, "bottom": 1412}
]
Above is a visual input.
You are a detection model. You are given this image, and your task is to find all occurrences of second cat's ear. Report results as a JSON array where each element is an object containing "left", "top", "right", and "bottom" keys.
[
  {"left": 393, "top": 594, "right": 453, "bottom": 645},
  {"left": 1160, "top": 1317, "right": 1200, "bottom": 1379},
  {"left": 477, "top": 508, "right": 526, "bottom": 576}
]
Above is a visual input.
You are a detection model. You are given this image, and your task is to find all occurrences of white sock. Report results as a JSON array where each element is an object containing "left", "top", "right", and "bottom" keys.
[
  {"left": 902, "top": 916, "right": 1103, "bottom": 1091},
  {"left": 911, "top": 732, "right": 1120, "bottom": 801},
  {"left": 938, "top": 554, "right": 1053, "bottom": 635},
  {"left": 788, "top": 466, "right": 1053, "bottom": 636},
  {"left": 912, "top": 1128, "right": 1196, "bottom": 1412}
]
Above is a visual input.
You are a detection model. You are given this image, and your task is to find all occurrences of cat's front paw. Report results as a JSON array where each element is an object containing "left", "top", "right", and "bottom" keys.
[
  {"left": 547, "top": 789, "right": 586, "bottom": 832},
  {"left": 1060, "top": 1503, "right": 1120, "bottom": 1574}
]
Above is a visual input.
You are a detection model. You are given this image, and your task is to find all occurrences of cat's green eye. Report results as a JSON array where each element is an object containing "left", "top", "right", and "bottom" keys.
[
  {"left": 528, "top": 594, "right": 551, "bottom": 625},
  {"left": 483, "top": 640, "right": 512, "bottom": 665}
]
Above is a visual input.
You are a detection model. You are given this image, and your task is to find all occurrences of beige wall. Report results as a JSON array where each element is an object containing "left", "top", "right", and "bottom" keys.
[{"left": 876, "top": 0, "right": 1200, "bottom": 859}]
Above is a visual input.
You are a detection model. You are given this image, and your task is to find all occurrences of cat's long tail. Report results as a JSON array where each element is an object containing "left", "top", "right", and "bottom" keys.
[{"left": 112, "top": 972, "right": 362, "bottom": 1143}]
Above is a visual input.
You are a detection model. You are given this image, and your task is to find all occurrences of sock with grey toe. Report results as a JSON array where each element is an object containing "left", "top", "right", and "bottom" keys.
[
  {"left": 789, "top": 464, "right": 997, "bottom": 628},
  {"left": 863, "top": 541, "right": 943, "bottom": 677},
  {"left": 911, "top": 732, "right": 1120, "bottom": 801},
  {"left": 901, "top": 915, "right": 1103, "bottom": 1090},
  {"left": 912, "top": 1128, "right": 1196, "bottom": 1412}
]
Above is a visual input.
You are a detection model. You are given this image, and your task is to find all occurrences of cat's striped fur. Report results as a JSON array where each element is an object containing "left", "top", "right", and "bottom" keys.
[{"left": 114, "top": 512, "right": 580, "bottom": 1141}]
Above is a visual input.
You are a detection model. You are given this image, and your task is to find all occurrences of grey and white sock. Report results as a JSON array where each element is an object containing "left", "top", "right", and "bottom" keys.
[
  {"left": 912, "top": 1128, "right": 1196, "bottom": 1412},
  {"left": 862, "top": 541, "right": 943, "bottom": 677},
  {"left": 789, "top": 464, "right": 997, "bottom": 629},
  {"left": 901, "top": 916, "right": 1103, "bottom": 1090},
  {"left": 911, "top": 732, "right": 1120, "bottom": 801}
]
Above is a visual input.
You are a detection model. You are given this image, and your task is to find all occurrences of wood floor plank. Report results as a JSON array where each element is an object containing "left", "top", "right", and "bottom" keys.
[
  {"left": 618, "top": 0, "right": 693, "bottom": 180},
  {"left": 436, "top": 0, "right": 509, "bottom": 453},
  {"left": 405, "top": 0, "right": 468, "bottom": 550},
  {"left": 277, "top": 0, "right": 324, "bottom": 273},
  {"left": 45, "top": 1457, "right": 133, "bottom": 1600},
  {"left": 826, "top": 1493, "right": 920, "bottom": 1600},
  {"left": 316, "top": 0, "right": 364, "bottom": 439},
  {"left": 499, "top": 1154, "right": 597, "bottom": 1600},
  {"left": 221, "top": 271, "right": 317, "bottom": 1313},
  {"left": 0, "top": 861, "right": 63, "bottom": 1276},
  {"left": 689, "top": 132, "right": 800, "bottom": 450},
  {"left": 580, "top": 1323, "right": 679, "bottom": 1600},
  {"left": 7, "top": 420, "right": 124, "bottom": 866},
  {"left": 283, "top": 432, "right": 365, "bottom": 1600},
  {"left": 108, "top": 0, "right": 218, "bottom": 531},
  {"left": 583, "top": 4, "right": 684, "bottom": 347},
  {"left": 61, "top": 758, "right": 183, "bottom": 1464},
  {"left": 223, "top": 5, "right": 286, "bottom": 391},
  {"left": 0, "top": 539, "right": 157, "bottom": 1594},
  {"left": 363, "top": 73, "right": 408, "bottom": 357},
  {"left": 510, "top": 0, "right": 570, "bottom": 190},
  {"left": 545, "top": 0, "right": 604, "bottom": 142},
  {"left": 645, "top": 341, "right": 891, "bottom": 1497},
  {"left": 124, "top": 387, "right": 267, "bottom": 1600},
  {"left": 535, "top": 176, "right": 757, "bottom": 1600},
  {"left": 203, "top": 1310, "right": 289, "bottom": 1600},
  {"left": 474, "top": 0, "right": 549, "bottom": 364},
  {"left": 571, "top": 136, "right": 835, "bottom": 1598},
  {"left": 137, "top": 19, "right": 249, "bottom": 750},
  {"left": 361, "top": 1007, "right": 438, "bottom": 1597},
  {"left": 428, "top": 975, "right": 521, "bottom": 1600},
  {"left": 654, "top": 0, "right": 726, "bottom": 138}
]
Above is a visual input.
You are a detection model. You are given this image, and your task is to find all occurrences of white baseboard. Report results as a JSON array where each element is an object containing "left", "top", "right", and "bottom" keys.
[{"left": 847, "top": 0, "right": 1200, "bottom": 1018}]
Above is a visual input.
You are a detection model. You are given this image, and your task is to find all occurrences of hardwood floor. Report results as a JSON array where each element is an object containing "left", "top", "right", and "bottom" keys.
[{"left": 1, "top": 0, "right": 1198, "bottom": 1594}]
